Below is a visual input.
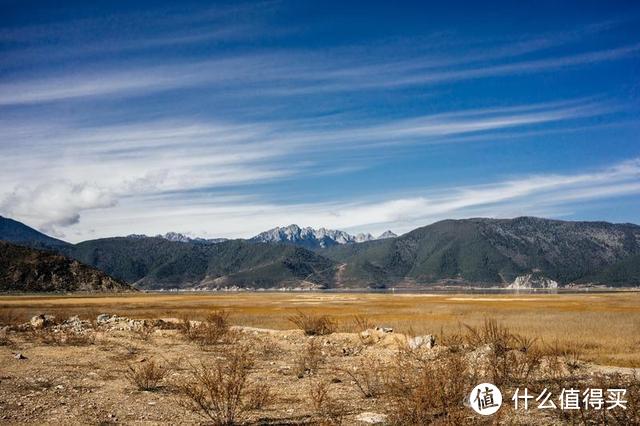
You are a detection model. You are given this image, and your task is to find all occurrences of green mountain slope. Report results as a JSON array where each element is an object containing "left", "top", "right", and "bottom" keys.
[
  {"left": 579, "top": 254, "right": 640, "bottom": 286},
  {"left": 69, "top": 237, "right": 337, "bottom": 289},
  {"left": 322, "top": 217, "right": 640, "bottom": 287}
]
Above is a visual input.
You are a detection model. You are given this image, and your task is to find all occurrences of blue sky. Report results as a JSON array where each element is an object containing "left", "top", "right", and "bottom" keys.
[{"left": 1, "top": 0, "right": 639, "bottom": 241}]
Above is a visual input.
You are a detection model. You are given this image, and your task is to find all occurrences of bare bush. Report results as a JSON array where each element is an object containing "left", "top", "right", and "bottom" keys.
[
  {"left": 133, "top": 324, "right": 155, "bottom": 341},
  {"left": 308, "top": 380, "right": 345, "bottom": 425},
  {"left": 294, "top": 338, "right": 325, "bottom": 378},
  {"left": 337, "top": 359, "right": 386, "bottom": 398},
  {"left": 0, "top": 333, "right": 12, "bottom": 346},
  {"left": 177, "top": 345, "right": 255, "bottom": 425},
  {"left": 289, "top": 311, "right": 336, "bottom": 336},
  {"left": 0, "top": 309, "right": 20, "bottom": 327},
  {"left": 244, "top": 383, "right": 275, "bottom": 410},
  {"left": 385, "top": 351, "right": 476, "bottom": 425},
  {"left": 125, "top": 359, "right": 168, "bottom": 391},
  {"left": 180, "top": 311, "right": 236, "bottom": 347},
  {"left": 464, "top": 317, "right": 513, "bottom": 355},
  {"left": 437, "top": 327, "right": 464, "bottom": 353},
  {"left": 545, "top": 339, "right": 584, "bottom": 371},
  {"left": 351, "top": 315, "right": 373, "bottom": 332}
]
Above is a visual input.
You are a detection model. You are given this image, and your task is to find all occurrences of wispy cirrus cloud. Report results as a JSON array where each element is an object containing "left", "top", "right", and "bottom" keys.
[
  {"left": 1, "top": 39, "right": 638, "bottom": 106},
  {"left": 0, "top": 96, "right": 627, "bottom": 237}
]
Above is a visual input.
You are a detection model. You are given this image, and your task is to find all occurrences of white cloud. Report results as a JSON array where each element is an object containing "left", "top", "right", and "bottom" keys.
[
  {"left": 0, "top": 98, "right": 633, "bottom": 240},
  {"left": 1, "top": 39, "right": 638, "bottom": 106},
  {"left": 0, "top": 181, "right": 117, "bottom": 236},
  {"left": 24, "top": 157, "right": 639, "bottom": 241}
]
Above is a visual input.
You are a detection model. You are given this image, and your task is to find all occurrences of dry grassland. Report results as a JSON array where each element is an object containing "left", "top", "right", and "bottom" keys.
[{"left": 2, "top": 291, "right": 639, "bottom": 367}]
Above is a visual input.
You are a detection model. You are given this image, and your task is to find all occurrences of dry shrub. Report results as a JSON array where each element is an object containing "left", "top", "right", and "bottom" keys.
[
  {"left": 181, "top": 311, "right": 236, "bottom": 346},
  {"left": 308, "top": 380, "right": 345, "bottom": 425},
  {"left": 461, "top": 318, "right": 545, "bottom": 387},
  {"left": 244, "top": 383, "right": 275, "bottom": 410},
  {"left": 0, "top": 334, "right": 12, "bottom": 346},
  {"left": 254, "top": 338, "right": 281, "bottom": 360},
  {"left": 385, "top": 351, "right": 476, "bottom": 425},
  {"left": 177, "top": 345, "right": 255, "bottom": 425},
  {"left": 289, "top": 311, "right": 336, "bottom": 336},
  {"left": 125, "top": 359, "right": 168, "bottom": 391},
  {"left": 437, "top": 327, "right": 464, "bottom": 353},
  {"left": 464, "top": 317, "right": 513, "bottom": 355},
  {"left": 133, "top": 323, "right": 155, "bottom": 341},
  {"left": 0, "top": 326, "right": 12, "bottom": 346},
  {"left": 351, "top": 315, "right": 373, "bottom": 332},
  {"left": 294, "top": 338, "right": 325, "bottom": 378},
  {"left": 0, "top": 309, "right": 20, "bottom": 326},
  {"left": 337, "top": 360, "right": 386, "bottom": 398}
]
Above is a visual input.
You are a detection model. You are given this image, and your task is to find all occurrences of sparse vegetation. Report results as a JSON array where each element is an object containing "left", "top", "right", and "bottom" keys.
[
  {"left": 385, "top": 351, "right": 475, "bottom": 425},
  {"left": 180, "top": 311, "right": 236, "bottom": 346},
  {"left": 288, "top": 311, "right": 336, "bottom": 336},
  {"left": 0, "top": 308, "right": 19, "bottom": 326},
  {"left": 308, "top": 380, "right": 345, "bottom": 424},
  {"left": 350, "top": 314, "right": 373, "bottom": 332},
  {"left": 1, "top": 294, "right": 639, "bottom": 424},
  {"left": 337, "top": 359, "right": 386, "bottom": 398},
  {"left": 125, "top": 359, "right": 168, "bottom": 391},
  {"left": 244, "top": 383, "right": 275, "bottom": 410},
  {"left": 177, "top": 345, "right": 255, "bottom": 425},
  {"left": 294, "top": 338, "right": 325, "bottom": 378}
]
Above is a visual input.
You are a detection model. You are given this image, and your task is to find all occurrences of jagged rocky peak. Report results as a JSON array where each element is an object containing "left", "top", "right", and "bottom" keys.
[
  {"left": 126, "top": 232, "right": 226, "bottom": 244},
  {"left": 354, "top": 232, "right": 375, "bottom": 243},
  {"left": 377, "top": 230, "right": 397, "bottom": 239},
  {"left": 251, "top": 224, "right": 381, "bottom": 248}
]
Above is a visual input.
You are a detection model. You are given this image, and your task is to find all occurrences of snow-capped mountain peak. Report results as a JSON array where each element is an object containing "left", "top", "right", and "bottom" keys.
[
  {"left": 377, "top": 230, "right": 398, "bottom": 239},
  {"left": 250, "top": 225, "right": 395, "bottom": 248}
]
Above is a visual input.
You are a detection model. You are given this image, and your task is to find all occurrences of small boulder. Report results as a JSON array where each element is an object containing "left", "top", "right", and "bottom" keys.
[
  {"left": 408, "top": 334, "right": 436, "bottom": 350},
  {"left": 30, "top": 314, "right": 56, "bottom": 329},
  {"left": 96, "top": 314, "right": 111, "bottom": 323},
  {"left": 30, "top": 315, "right": 44, "bottom": 329},
  {"left": 375, "top": 326, "right": 393, "bottom": 333},
  {"left": 13, "top": 352, "right": 27, "bottom": 360}
]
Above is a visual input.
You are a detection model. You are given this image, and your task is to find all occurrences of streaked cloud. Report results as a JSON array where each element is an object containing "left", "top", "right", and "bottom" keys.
[
  {"left": 65, "top": 157, "right": 640, "bottom": 241},
  {"left": 0, "top": 96, "right": 632, "bottom": 238}
]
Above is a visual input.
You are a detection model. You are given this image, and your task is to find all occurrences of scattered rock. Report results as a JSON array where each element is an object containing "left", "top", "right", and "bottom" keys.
[
  {"left": 355, "top": 412, "right": 388, "bottom": 424},
  {"left": 96, "top": 314, "right": 111, "bottom": 323},
  {"left": 30, "top": 314, "right": 55, "bottom": 329},
  {"left": 408, "top": 334, "right": 436, "bottom": 350},
  {"left": 375, "top": 326, "right": 393, "bottom": 333}
]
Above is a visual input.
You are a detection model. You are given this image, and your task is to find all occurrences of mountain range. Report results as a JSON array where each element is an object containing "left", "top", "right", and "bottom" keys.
[
  {"left": 1, "top": 215, "right": 639, "bottom": 290},
  {"left": 250, "top": 224, "right": 397, "bottom": 249}
]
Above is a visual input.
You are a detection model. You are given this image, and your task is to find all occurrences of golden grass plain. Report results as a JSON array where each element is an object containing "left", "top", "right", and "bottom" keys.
[{"left": 1, "top": 291, "right": 639, "bottom": 368}]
